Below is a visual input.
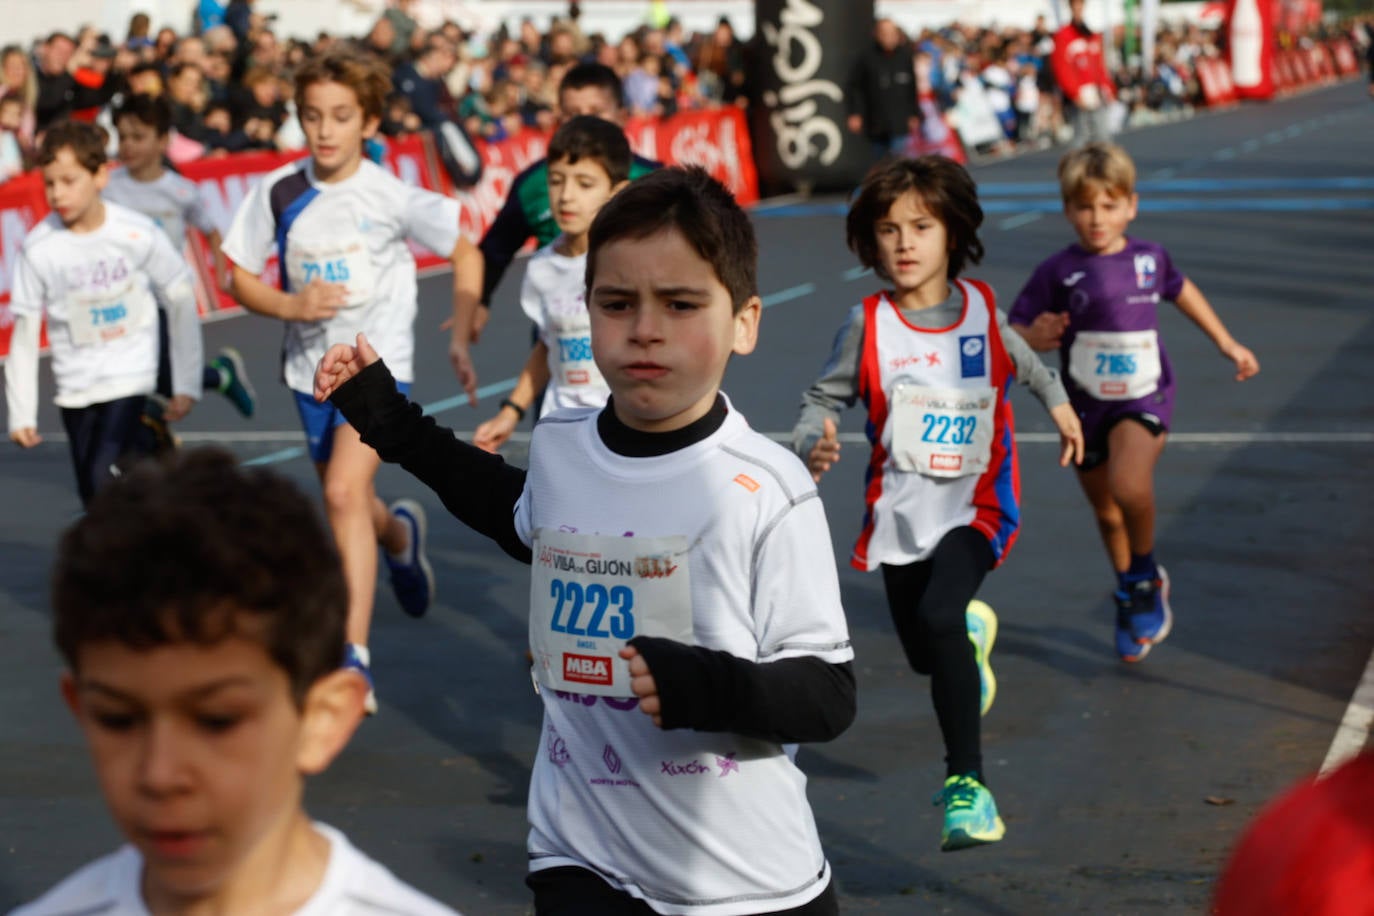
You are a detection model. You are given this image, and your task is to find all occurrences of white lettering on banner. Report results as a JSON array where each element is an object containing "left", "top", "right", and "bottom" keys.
[
  {"left": 668, "top": 120, "right": 743, "bottom": 195},
  {"left": 761, "top": 0, "right": 844, "bottom": 169},
  {"left": 197, "top": 172, "right": 260, "bottom": 235}
]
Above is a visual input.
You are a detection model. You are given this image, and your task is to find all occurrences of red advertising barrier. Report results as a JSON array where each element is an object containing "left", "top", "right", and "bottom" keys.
[
  {"left": 1196, "top": 57, "right": 1239, "bottom": 106},
  {"left": 1331, "top": 40, "right": 1360, "bottom": 77},
  {"left": 0, "top": 107, "right": 761, "bottom": 360}
]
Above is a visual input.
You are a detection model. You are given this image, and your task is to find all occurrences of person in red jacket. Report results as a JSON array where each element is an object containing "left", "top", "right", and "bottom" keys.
[{"left": 1051, "top": 0, "right": 1116, "bottom": 144}]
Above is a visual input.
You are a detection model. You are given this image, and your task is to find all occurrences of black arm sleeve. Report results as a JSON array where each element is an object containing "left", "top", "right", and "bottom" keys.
[
  {"left": 628, "top": 636, "right": 856, "bottom": 744},
  {"left": 478, "top": 179, "right": 536, "bottom": 305},
  {"left": 332, "top": 361, "right": 531, "bottom": 563}
]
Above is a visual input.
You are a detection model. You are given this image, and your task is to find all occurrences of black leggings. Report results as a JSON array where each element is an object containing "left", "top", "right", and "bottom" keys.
[
  {"left": 59, "top": 396, "right": 148, "bottom": 506},
  {"left": 527, "top": 867, "right": 839, "bottom": 916},
  {"left": 881, "top": 525, "right": 994, "bottom": 780}
]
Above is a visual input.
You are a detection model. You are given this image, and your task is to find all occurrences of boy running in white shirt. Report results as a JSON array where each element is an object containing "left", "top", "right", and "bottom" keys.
[
  {"left": 316, "top": 167, "right": 854, "bottom": 915},
  {"left": 222, "top": 49, "right": 484, "bottom": 711},
  {"left": 106, "top": 92, "right": 257, "bottom": 431},
  {"left": 4, "top": 121, "right": 203, "bottom": 506},
  {"left": 11, "top": 448, "right": 460, "bottom": 916},
  {"left": 472, "top": 115, "right": 630, "bottom": 452}
]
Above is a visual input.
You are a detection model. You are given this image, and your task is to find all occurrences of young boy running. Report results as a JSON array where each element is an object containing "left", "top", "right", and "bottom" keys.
[
  {"left": 12, "top": 448, "right": 459, "bottom": 916},
  {"left": 792, "top": 155, "right": 1083, "bottom": 852},
  {"left": 472, "top": 115, "right": 630, "bottom": 452},
  {"left": 5, "top": 121, "right": 203, "bottom": 506},
  {"left": 222, "top": 48, "right": 484, "bottom": 711},
  {"left": 316, "top": 167, "right": 854, "bottom": 914},
  {"left": 1009, "top": 142, "right": 1259, "bottom": 663},
  {"left": 106, "top": 92, "right": 256, "bottom": 439}
]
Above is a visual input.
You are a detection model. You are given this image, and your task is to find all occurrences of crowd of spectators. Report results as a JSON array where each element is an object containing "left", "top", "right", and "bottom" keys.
[{"left": 0, "top": 1, "right": 1368, "bottom": 184}]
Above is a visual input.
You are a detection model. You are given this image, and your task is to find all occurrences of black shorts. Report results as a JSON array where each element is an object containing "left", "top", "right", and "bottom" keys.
[{"left": 1079, "top": 411, "right": 1166, "bottom": 472}]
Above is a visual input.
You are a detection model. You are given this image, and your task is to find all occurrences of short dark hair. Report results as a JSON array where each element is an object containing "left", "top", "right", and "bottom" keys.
[
  {"left": 558, "top": 61, "right": 623, "bottom": 106},
  {"left": 586, "top": 166, "right": 757, "bottom": 312},
  {"left": 114, "top": 92, "right": 172, "bottom": 136},
  {"left": 52, "top": 448, "right": 348, "bottom": 706},
  {"left": 547, "top": 114, "right": 632, "bottom": 184},
  {"left": 846, "top": 155, "right": 984, "bottom": 281},
  {"left": 294, "top": 47, "right": 390, "bottom": 121},
  {"left": 37, "top": 120, "right": 108, "bottom": 172}
]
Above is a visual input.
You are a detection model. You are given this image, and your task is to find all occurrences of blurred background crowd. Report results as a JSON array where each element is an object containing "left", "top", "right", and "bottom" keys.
[{"left": 1, "top": 0, "right": 1371, "bottom": 182}]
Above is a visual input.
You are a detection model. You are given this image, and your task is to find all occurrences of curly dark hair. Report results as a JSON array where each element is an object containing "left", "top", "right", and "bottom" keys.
[
  {"left": 52, "top": 448, "right": 347, "bottom": 706},
  {"left": 846, "top": 155, "right": 985, "bottom": 282}
]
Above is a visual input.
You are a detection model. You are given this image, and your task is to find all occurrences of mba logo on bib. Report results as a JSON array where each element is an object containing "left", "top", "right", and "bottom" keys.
[
  {"left": 1134, "top": 254, "right": 1158, "bottom": 289},
  {"left": 564, "top": 652, "right": 613, "bottom": 686},
  {"left": 959, "top": 335, "right": 986, "bottom": 378}
]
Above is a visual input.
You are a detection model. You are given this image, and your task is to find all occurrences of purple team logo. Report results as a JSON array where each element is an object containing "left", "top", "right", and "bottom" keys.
[
  {"left": 603, "top": 744, "right": 623, "bottom": 775},
  {"left": 547, "top": 725, "right": 570, "bottom": 768},
  {"left": 716, "top": 752, "right": 740, "bottom": 777},
  {"left": 1134, "top": 254, "right": 1158, "bottom": 290}
]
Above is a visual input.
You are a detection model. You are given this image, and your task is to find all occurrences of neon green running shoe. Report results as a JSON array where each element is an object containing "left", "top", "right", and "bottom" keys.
[
  {"left": 934, "top": 773, "right": 1006, "bottom": 852},
  {"left": 966, "top": 600, "right": 998, "bottom": 717}
]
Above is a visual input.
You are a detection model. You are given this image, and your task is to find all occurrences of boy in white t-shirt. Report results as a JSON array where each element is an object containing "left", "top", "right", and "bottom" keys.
[
  {"left": 10, "top": 447, "right": 460, "bottom": 916},
  {"left": 106, "top": 92, "right": 257, "bottom": 429},
  {"left": 222, "top": 49, "right": 484, "bottom": 712},
  {"left": 316, "top": 168, "right": 853, "bottom": 915},
  {"left": 4, "top": 121, "right": 203, "bottom": 506},
  {"left": 473, "top": 115, "right": 631, "bottom": 453}
]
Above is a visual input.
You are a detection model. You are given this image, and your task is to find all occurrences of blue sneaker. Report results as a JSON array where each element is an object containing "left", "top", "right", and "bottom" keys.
[
  {"left": 385, "top": 499, "right": 434, "bottom": 618},
  {"left": 966, "top": 600, "right": 998, "bottom": 717},
  {"left": 209, "top": 347, "right": 256, "bottom": 418},
  {"left": 343, "top": 643, "right": 378, "bottom": 715},
  {"left": 1114, "top": 565, "right": 1173, "bottom": 663},
  {"left": 933, "top": 774, "right": 1006, "bottom": 851}
]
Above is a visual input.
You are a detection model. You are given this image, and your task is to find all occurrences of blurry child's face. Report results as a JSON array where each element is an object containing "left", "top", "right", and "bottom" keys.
[
  {"left": 589, "top": 227, "right": 760, "bottom": 432},
  {"left": 548, "top": 154, "right": 620, "bottom": 239},
  {"left": 874, "top": 190, "right": 951, "bottom": 305},
  {"left": 1064, "top": 186, "right": 1137, "bottom": 255},
  {"left": 61, "top": 632, "right": 358, "bottom": 905},
  {"left": 115, "top": 115, "right": 167, "bottom": 174},
  {"left": 41, "top": 148, "right": 107, "bottom": 229},
  {"left": 298, "top": 79, "right": 379, "bottom": 182},
  {"left": 128, "top": 70, "right": 163, "bottom": 96},
  {"left": 204, "top": 108, "right": 231, "bottom": 133}
]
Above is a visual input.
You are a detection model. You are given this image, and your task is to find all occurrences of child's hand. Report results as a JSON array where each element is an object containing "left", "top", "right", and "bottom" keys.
[
  {"left": 1014, "top": 312, "right": 1070, "bottom": 352},
  {"left": 292, "top": 278, "right": 347, "bottom": 322},
  {"left": 807, "top": 417, "right": 841, "bottom": 483},
  {"left": 447, "top": 338, "right": 478, "bottom": 407},
  {"left": 618, "top": 644, "right": 663, "bottom": 727},
  {"left": 1223, "top": 341, "right": 1260, "bottom": 381},
  {"left": 473, "top": 409, "right": 518, "bottom": 453},
  {"left": 163, "top": 394, "right": 195, "bottom": 422},
  {"left": 1049, "top": 402, "right": 1085, "bottom": 467},
  {"left": 313, "top": 333, "right": 381, "bottom": 402},
  {"left": 9, "top": 428, "right": 40, "bottom": 448}
]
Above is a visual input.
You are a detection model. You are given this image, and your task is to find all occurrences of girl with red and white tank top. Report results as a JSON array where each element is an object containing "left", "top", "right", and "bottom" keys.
[{"left": 791, "top": 156, "right": 1084, "bottom": 852}]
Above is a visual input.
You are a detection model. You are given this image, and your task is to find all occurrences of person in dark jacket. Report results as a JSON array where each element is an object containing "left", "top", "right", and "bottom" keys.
[{"left": 845, "top": 18, "right": 921, "bottom": 161}]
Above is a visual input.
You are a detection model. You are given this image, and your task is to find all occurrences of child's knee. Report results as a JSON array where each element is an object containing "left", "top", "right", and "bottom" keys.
[{"left": 321, "top": 476, "right": 371, "bottom": 515}]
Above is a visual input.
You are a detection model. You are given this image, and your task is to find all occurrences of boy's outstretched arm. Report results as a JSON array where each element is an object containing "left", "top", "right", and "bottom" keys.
[
  {"left": 1173, "top": 279, "right": 1260, "bottom": 381},
  {"left": 619, "top": 640, "right": 856, "bottom": 744},
  {"left": 321, "top": 334, "right": 532, "bottom": 563}
]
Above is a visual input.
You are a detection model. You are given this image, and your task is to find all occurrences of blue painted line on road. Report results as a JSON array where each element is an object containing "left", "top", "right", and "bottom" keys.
[
  {"left": 761, "top": 282, "right": 816, "bottom": 308},
  {"left": 243, "top": 446, "right": 306, "bottom": 466},
  {"left": 754, "top": 197, "right": 1374, "bottom": 218}
]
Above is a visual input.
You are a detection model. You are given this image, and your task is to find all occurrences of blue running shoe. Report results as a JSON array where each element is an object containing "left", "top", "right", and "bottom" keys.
[
  {"left": 1114, "top": 565, "right": 1173, "bottom": 663},
  {"left": 385, "top": 499, "right": 434, "bottom": 618},
  {"left": 933, "top": 774, "right": 1006, "bottom": 851},
  {"left": 343, "top": 643, "right": 378, "bottom": 715},
  {"left": 966, "top": 600, "right": 998, "bottom": 717},
  {"left": 209, "top": 347, "right": 257, "bottom": 418}
]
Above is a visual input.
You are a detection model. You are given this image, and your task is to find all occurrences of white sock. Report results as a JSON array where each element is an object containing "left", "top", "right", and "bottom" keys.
[{"left": 349, "top": 643, "right": 371, "bottom": 667}]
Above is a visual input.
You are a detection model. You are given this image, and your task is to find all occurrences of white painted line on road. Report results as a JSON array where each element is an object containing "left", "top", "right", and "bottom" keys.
[
  {"left": 1320, "top": 647, "right": 1374, "bottom": 777},
  {"left": 998, "top": 212, "right": 1043, "bottom": 231}
]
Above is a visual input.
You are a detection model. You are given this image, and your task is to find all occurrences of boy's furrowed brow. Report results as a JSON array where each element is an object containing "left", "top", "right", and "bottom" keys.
[{"left": 80, "top": 675, "right": 258, "bottom": 701}]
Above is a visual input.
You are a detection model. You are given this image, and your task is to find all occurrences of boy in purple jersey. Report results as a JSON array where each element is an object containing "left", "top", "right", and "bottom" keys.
[{"left": 1009, "top": 142, "right": 1259, "bottom": 663}]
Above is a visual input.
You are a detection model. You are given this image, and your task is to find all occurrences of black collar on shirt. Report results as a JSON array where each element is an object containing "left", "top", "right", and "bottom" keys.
[{"left": 597, "top": 395, "right": 728, "bottom": 457}]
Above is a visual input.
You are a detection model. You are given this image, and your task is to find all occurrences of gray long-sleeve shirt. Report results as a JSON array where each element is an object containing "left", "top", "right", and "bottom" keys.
[{"left": 791, "top": 289, "right": 1068, "bottom": 458}]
